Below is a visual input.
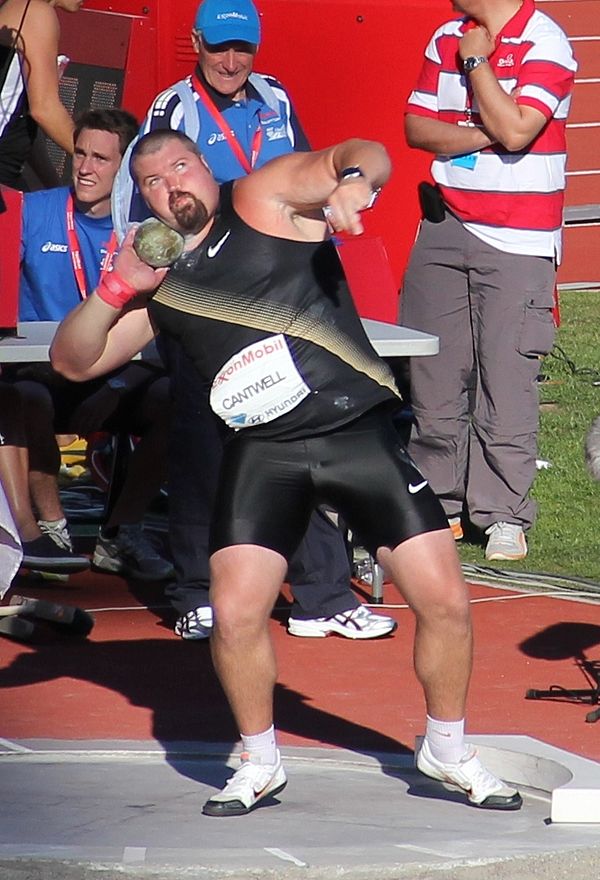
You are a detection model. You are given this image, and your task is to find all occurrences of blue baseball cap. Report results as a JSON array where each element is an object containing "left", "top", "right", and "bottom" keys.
[{"left": 195, "top": 0, "right": 261, "bottom": 46}]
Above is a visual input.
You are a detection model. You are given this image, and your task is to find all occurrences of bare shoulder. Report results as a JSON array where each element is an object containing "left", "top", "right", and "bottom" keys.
[
  {"left": 22, "top": 0, "right": 60, "bottom": 35},
  {"left": 0, "top": 0, "right": 57, "bottom": 26},
  {"left": 4, "top": 0, "right": 60, "bottom": 47}
]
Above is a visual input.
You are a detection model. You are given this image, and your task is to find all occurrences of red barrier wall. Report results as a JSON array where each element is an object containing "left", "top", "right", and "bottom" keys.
[
  {"left": 66, "top": 0, "right": 448, "bottom": 319},
  {"left": 0, "top": 187, "right": 23, "bottom": 331}
]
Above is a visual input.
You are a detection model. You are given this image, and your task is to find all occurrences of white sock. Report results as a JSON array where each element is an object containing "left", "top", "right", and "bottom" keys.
[
  {"left": 425, "top": 715, "right": 465, "bottom": 764},
  {"left": 241, "top": 724, "right": 278, "bottom": 765},
  {"left": 38, "top": 517, "right": 68, "bottom": 530}
]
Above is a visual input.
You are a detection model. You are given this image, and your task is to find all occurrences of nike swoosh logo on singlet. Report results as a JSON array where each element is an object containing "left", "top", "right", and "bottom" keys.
[{"left": 207, "top": 230, "right": 231, "bottom": 258}]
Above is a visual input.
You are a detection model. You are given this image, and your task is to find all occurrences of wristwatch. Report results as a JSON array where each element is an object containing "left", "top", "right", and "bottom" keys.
[
  {"left": 463, "top": 55, "right": 488, "bottom": 73},
  {"left": 338, "top": 165, "right": 381, "bottom": 208}
]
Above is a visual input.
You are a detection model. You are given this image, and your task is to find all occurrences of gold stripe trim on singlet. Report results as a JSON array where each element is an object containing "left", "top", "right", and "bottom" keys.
[{"left": 153, "top": 275, "right": 400, "bottom": 398}]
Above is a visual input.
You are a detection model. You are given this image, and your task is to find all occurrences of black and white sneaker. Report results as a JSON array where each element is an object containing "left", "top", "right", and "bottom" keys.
[
  {"left": 416, "top": 739, "right": 523, "bottom": 810},
  {"left": 21, "top": 534, "right": 90, "bottom": 573},
  {"left": 288, "top": 605, "right": 397, "bottom": 639},
  {"left": 202, "top": 751, "right": 287, "bottom": 817},
  {"left": 174, "top": 606, "right": 213, "bottom": 640}
]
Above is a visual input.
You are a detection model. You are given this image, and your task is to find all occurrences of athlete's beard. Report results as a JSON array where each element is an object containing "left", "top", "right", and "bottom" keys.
[{"left": 169, "top": 190, "right": 210, "bottom": 234}]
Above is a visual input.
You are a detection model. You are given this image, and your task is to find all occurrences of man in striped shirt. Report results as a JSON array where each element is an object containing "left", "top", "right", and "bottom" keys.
[{"left": 401, "top": 0, "right": 576, "bottom": 561}]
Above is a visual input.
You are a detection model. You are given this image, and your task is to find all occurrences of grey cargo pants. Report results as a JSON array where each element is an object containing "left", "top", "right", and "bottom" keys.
[{"left": 400, "top": 211, "right": 556, "bottom": 531}]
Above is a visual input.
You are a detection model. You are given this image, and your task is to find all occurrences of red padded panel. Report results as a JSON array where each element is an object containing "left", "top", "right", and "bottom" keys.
[{"left": 0, "top": 187, "right": 23, "bottom": 331}]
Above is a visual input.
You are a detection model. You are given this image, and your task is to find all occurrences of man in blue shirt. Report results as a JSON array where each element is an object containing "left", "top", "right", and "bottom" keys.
[
  {"left": 123, "top": 0, "right": 396, "bottom": 641},
  {"left": 1, "top": 108, "right": 173, "bottom": 579}
]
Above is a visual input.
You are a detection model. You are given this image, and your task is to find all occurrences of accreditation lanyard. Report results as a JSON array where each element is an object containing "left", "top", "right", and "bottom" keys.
[
  {"left": 66, "top": 193, "right": 118, "bottom": 300},
  {"left": 191, "top": 73, "right": 262, "bottom": 174}
]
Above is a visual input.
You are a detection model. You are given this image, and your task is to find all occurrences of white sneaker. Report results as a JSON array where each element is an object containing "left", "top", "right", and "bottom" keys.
[
  {"left": 287, "top": 605, "right": 397, "bottom": 639},
  {"left": 202, "top": 751, "right": 287, "bottom": 817},
  {"left": 485, "top": 522, "right": 527, "bottom": 561},
  {"left": 174, "top": 606, "right": 213, "bottom": 640},
  {"left": 416, "top": 739, "right": 522, "bottom": 810}
]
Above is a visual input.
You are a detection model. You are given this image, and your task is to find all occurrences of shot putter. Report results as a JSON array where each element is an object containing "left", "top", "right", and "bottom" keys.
[{"left": 133, "top": 218, "right": 185, "bottom": 268}]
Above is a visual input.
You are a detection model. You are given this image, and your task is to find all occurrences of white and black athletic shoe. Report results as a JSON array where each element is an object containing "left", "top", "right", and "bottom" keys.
[
  {"left": 203, "top": 751, "right": 287, "bottom": 817},
  {"left": 288, "top": 605, "right": 397, "bottom": 639}
]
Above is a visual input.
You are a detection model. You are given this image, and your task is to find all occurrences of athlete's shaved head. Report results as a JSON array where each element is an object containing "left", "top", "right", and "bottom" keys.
[{"left": 131, "top": 130, "right": 203, "bottom": 179}]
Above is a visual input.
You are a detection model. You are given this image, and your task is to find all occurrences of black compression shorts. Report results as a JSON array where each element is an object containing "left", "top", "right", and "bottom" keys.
[{"left": 210, "top": 405, "right": 448, "bottom": 559}]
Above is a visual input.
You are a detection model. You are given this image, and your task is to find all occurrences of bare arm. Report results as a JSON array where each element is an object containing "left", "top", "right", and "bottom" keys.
[
  {"left": 50, "top": 231, "right": 165, "bottom": 380},
  {"left": 459, "top": 27, "right": 547, "bottom": 152},
  {"left": 235, "top": 138, "right": 392, "bottom": 239},
  {"left": 19, "top": 1, "right": 75, "bottom": 154},
  {"left": 405, "top": 113, "right": 495, "bottom": 156},
  {"left": 50, "top": 298, "right": 156, "bottom": 381}
]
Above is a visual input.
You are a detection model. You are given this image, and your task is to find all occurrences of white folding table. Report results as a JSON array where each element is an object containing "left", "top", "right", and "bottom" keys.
[{"left": 0, "top": 319, "right": 439, "bottom": 601}]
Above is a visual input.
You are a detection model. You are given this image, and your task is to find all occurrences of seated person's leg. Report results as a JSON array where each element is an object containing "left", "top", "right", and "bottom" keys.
[
  {"left": 0, "top": 381, "right": 88, "bottom": 572},
  {"left": 86, "top": 370, "right": 174, "bottom": 582},
  {"left": 165, "top": 358, "right": 218, "bottom": 640},
  {"left": 287, "top": 508, "right": 397, "bottom": 639},
  {"left": 20, "top": 378, "right": 73, "bottom": 547},
  {"left": 0, "top": 383, "right": 40, "bottom": 541}
]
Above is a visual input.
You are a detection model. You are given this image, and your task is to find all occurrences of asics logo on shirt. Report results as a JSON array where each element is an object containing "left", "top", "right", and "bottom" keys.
[
  {"left": 41, "top": 241, "right": 68, "bottom": 253},
  {"left": 207, "top": 132, "right": 227, "bottom": 146},
  {"left": 207, "top": 230, "right": 231, "bottom": 258}
]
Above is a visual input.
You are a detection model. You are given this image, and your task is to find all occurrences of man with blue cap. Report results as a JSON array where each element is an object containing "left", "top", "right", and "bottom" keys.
[
  {"left": 196, "top": 0, "right": 261, "bottom": 46},
  {"left": 130, "top": 0, "right": 398, "bottom": 643}
]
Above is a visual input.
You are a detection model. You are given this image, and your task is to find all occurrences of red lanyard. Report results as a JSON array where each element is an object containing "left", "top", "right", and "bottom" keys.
[
  {"left": 192, "top": 73, "right": 262, "bottom": 174},
  {"left": 66, "top": 193, "right": 118, "bottom": 300}
]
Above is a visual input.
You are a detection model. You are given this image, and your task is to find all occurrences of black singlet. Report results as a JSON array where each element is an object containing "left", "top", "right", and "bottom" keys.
[
  {"left": 148, "top": 182, "right": 400, "bottom": 440},
  {"left": 0, "top": 44, "right": 35, "bottom": 187}
]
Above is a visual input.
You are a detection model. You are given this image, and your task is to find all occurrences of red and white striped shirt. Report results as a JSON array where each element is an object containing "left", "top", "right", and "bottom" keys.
[{"left": 405, "top": 0, "right": 577, "bottom": 260}]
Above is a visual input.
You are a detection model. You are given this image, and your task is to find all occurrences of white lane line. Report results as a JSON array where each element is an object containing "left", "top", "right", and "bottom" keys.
[
  {"left": 396, "top": 843, "right": 460, "bottom": 857},
  {"left": 123, "top": 847, "right": 147, "bottom": 863},
  {"left": 265, "top": 847, "right": 307, "bottom": 867},
  {"left": 0, "top": 738, "right": 33, "bottom": 752}
]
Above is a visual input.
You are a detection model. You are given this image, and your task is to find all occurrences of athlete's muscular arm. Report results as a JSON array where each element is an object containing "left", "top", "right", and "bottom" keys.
[
  {"left": 235, "top": 138, "right": 392, "bottom": 239},
  {"left": 458, "top": 27, "right": 547, "bottom": 151},
  {"left": 50, "top": 297, "right": 155, "bottom": 381},
  {"left": 50, "top": 232, "right": 163, "bottom": 381}
]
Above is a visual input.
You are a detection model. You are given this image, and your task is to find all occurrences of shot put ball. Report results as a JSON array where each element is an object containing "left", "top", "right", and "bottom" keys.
[{"left": 133, "top": 218, "right": 185, "bottom": 267}]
